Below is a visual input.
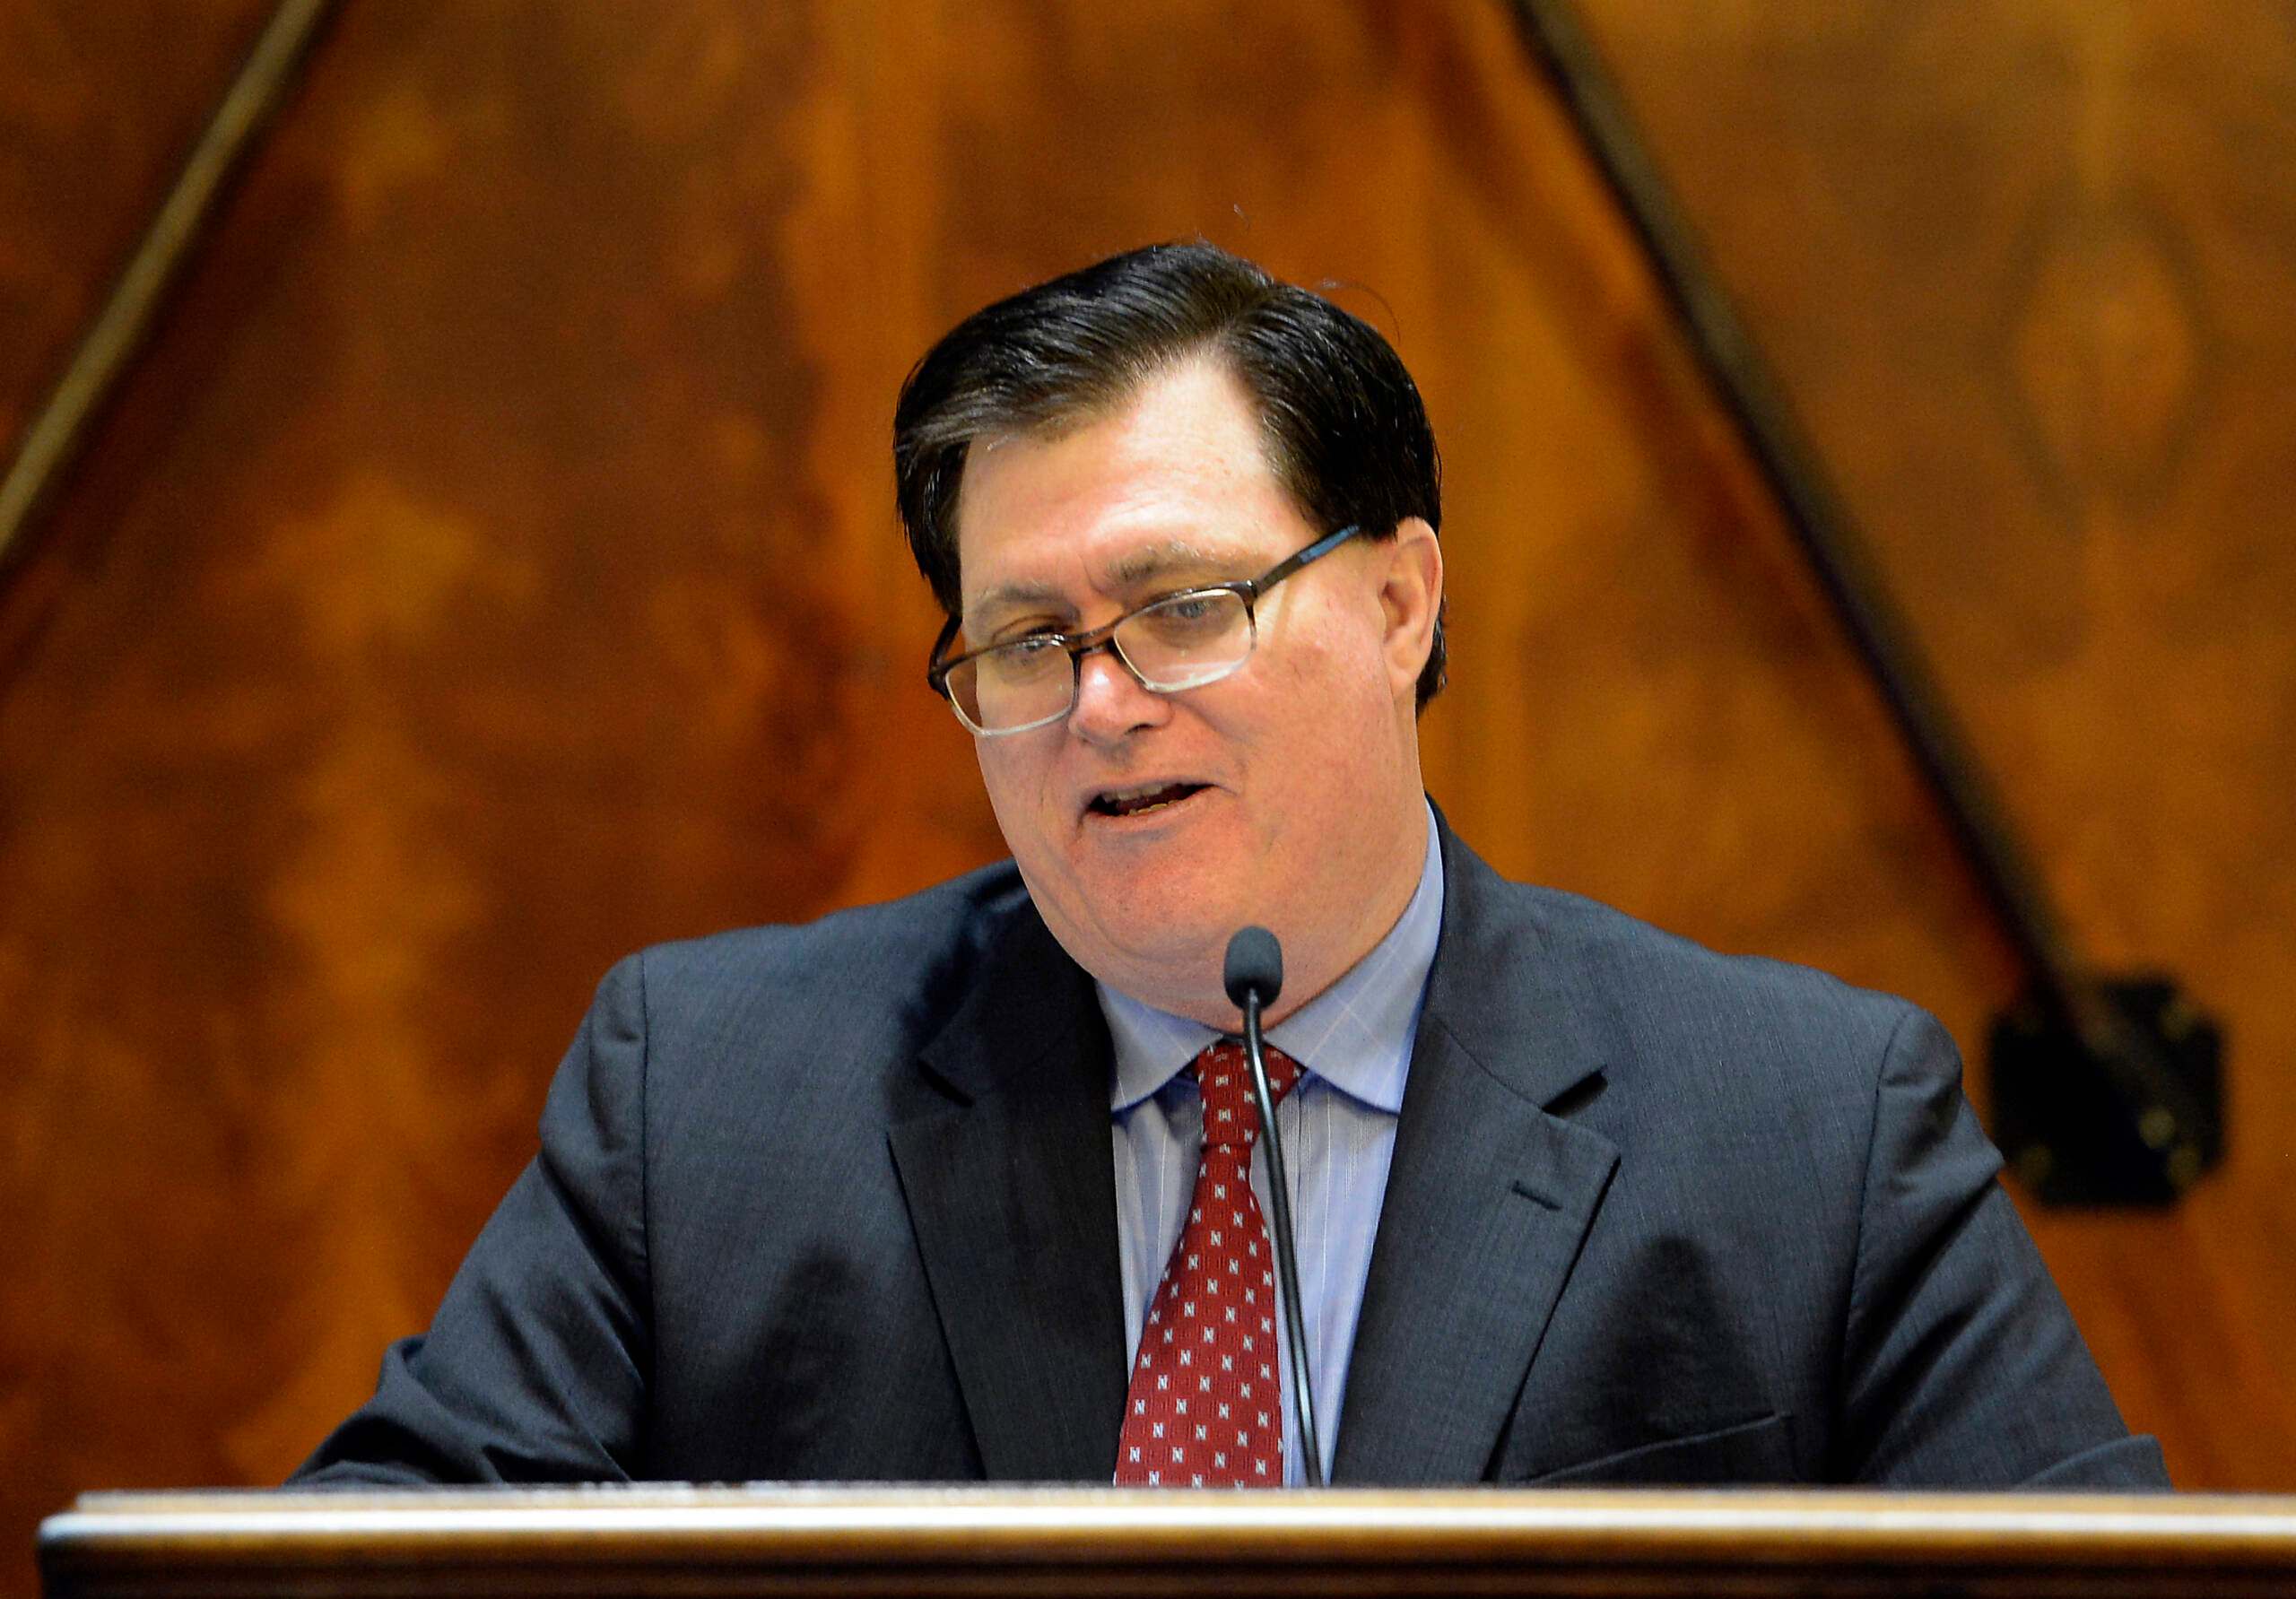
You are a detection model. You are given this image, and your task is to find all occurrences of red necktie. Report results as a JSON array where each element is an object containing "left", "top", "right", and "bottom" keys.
[{"left": 1116, "top": 1038, "right": 1302, "bottom": 1487}]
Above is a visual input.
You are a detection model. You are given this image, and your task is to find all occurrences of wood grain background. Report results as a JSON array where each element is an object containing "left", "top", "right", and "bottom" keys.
[{"left": 2, "top": 4, "right": 2290, "bottom": 1592}]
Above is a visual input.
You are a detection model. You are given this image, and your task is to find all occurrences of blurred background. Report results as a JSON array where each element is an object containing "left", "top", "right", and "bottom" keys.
[{"left": 3, "top": 0, "right": 2292, "bottom": 1587}]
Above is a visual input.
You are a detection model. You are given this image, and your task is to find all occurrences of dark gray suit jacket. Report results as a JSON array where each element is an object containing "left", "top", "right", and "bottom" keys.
[{"left": 296, "top": 825, "right": 2167, "bottom": 1488}]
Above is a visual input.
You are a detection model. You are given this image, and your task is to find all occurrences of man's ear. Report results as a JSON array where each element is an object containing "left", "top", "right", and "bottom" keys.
[{"left": 1377, "top": 517, "right": 1442, "bottom": 700}]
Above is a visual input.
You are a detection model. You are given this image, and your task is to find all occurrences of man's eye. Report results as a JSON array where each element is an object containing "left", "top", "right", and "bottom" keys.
[{"left": 1141, "top": 592, "right": 1239, "bottom": 633}]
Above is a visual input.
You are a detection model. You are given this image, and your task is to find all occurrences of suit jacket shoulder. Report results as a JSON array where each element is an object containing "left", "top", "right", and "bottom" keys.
[
  {"left": 295, "top": 860, "right": 1129, "bottom": 1486},
  {"left": 1333, "top": 827, "right": 2165, "bottom": 1488}
]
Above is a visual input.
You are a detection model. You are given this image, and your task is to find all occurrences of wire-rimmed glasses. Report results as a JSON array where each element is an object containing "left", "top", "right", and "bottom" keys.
[{"left": 926, "top": 524, "right": 1365, "bottom": 735}]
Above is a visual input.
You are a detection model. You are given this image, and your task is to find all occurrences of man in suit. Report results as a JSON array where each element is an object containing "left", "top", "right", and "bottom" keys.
[{"left": 297, "top": 243, "right": 2167, "bottom": 1489}]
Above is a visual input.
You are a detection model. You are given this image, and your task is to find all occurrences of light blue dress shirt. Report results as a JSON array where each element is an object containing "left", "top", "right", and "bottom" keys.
[{"left": 1100, "top": 804, "right": 1444, "bottom": 1484}]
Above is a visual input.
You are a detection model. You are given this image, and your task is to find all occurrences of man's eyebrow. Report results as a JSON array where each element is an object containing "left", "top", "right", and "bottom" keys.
[
  {"left": 968, "top": 541, "right": 1242, "bottom": 623},
  {"left": 1100, "top": 540, "right": 1234, "bottom": 587},
  {"left": 970, "top": 578, "right": 1070, "bottom": 619}
]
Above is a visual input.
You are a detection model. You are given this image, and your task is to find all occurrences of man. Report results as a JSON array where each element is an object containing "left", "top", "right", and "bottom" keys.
[{"left": 297, "top": 243, "right": 2166, "bottom": 1488}]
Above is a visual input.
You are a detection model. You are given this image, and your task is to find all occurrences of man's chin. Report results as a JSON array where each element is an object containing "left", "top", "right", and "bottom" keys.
[{"left": 1041, "top": 884, "right": 1247, "bottom": 1015}]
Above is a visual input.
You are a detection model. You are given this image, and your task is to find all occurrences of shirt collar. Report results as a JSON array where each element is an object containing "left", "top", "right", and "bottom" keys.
[{"left": 1100, "top": 802, "right": 1444, "bottom": 1116}]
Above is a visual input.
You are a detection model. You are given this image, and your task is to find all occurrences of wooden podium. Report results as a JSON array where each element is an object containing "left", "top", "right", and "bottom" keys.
[{"left": 37, "top": 1486, "right": 2296, "bottom": 1598}]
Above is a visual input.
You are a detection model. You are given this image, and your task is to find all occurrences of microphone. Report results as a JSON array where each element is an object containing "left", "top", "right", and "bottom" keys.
[
  {"left": 1222, "top": 926, "right": 1283, "bottom": 1013},
  {"left": 1222, "top": 926, "right": 1324, "bottom": 1488}
]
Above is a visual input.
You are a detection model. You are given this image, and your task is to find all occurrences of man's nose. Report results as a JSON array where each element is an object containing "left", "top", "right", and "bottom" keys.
[{"left": 1067, "top": 642, "right": 1170, "bottom": 743}]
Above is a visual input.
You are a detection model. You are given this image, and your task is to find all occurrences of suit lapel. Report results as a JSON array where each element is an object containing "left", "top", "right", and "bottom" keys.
[
  {"left": 1334, "top": 824, "right": 1622, "bottom": 1484},
  {"left": 888, "top": 907, "right": 1128, "bottom": 1481}
]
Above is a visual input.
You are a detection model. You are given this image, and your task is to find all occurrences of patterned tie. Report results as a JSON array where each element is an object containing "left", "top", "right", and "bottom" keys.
[{"left": 1116, "top": 1038, "right": 1303, "bottom": 1487}]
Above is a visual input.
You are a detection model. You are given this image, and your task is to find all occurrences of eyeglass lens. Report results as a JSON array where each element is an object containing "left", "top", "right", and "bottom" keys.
[{"left": 949, "top": 588, "right": 1257, "bottom": 732}]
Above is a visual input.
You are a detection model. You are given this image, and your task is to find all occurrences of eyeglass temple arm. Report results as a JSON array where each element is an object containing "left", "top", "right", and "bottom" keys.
[
  {"left": 925, "top": 613, "right": 963, "bottom": 691},
  {"left": 1240, "top": 523, "right": 1363, "bottom": 600}
]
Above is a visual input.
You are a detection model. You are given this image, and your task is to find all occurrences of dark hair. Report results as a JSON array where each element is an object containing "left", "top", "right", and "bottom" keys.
[{"left": 893, "top": 242, "right": 1446, "bottom": 708}]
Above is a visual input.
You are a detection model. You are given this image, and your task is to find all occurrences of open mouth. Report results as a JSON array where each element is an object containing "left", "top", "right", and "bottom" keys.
[{"left": 1088, "top": 782, "right": 1209, "bottom": 820}]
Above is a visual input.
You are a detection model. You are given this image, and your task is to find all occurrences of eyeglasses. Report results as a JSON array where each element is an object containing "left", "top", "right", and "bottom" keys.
[{"left": 926, "top": 524, "right": 1365, "bottom": 735}]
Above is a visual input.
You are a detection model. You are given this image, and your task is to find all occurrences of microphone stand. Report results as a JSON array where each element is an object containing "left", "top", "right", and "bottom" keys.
[{"left": 1237, "top": 964, "right": 1325, "bottom": 1487}]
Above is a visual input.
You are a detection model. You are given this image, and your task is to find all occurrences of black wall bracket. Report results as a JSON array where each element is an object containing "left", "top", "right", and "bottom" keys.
[
  {"left": 1506, "top": 0, "right": 2226, "bottom": 1204},
  {"left": 1993, "top": 978, "right": 2224, "bottom": 1205}
]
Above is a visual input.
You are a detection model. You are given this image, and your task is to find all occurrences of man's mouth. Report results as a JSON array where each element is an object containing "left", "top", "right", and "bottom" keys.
[{"left": 1088, "top": 782, "right": 1209, "bottom": 819}]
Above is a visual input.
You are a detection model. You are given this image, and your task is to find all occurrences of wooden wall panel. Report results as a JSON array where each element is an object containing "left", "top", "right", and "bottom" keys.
[
  {"left": 1574, "top": 0, "right": 2296, "bottom": 1490},
  {"left": 0, "top": 2, "right": 272, "bottom": 448},
  {"left": 0, "top": 7, "right": 2290, "bottom": 1597}
]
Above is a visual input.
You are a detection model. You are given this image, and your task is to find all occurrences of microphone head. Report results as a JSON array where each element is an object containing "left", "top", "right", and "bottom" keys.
[{"left": 1222, "top": 926, "right": 1284, "bottom": 1012}]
